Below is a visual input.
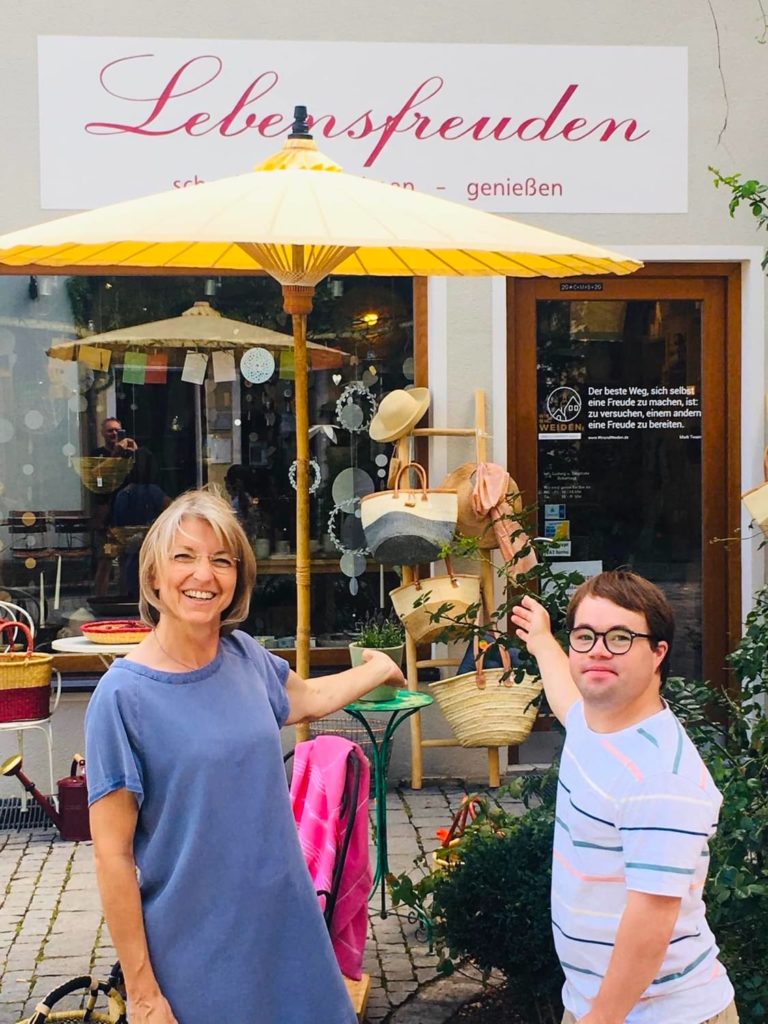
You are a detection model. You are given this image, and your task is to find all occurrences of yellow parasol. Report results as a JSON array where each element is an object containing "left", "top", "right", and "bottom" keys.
[{"left": 0, "top": 105, "right": 641, "bottom": 688}]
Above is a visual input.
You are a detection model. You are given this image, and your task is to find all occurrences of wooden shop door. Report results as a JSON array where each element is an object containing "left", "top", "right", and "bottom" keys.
[{"left": 507, "top": 264, "right": 741, "bottom": 688}]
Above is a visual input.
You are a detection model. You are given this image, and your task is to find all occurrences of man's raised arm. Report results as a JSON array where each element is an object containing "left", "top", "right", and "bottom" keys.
[{"left": 510, "top": 595, "right": 581, "bottom": 726}]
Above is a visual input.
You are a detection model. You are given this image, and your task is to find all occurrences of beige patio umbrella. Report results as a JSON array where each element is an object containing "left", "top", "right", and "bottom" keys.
[
  {"left": 46, "top": 301, "right": 346, "bottom": 489},
  {"left": 0, "top": 105, "right": 642, "bottom": 687},
  {"left": 45, "top": 300, "right": 344, "bottom": 367}
]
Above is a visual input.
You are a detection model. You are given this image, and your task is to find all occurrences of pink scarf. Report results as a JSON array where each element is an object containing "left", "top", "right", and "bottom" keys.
[
  {"left": 290, "top": 737, "right": 371, "bottom": 980},
  {"left": 472, "top": 462, "right": 537, "bottom": 576}
]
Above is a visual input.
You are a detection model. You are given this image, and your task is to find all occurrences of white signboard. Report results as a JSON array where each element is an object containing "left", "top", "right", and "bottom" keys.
[{"left": 37, "top": 37, "right": 687, "bottom": 213}]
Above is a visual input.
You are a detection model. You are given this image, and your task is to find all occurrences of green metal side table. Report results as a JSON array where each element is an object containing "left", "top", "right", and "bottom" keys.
[{"left": 344, "top": 689, "right": 433, "bottom": 919}]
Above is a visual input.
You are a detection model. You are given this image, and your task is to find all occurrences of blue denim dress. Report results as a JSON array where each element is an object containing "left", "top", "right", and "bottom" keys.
[{"left": 85, "top": 632, "right": 356, "bottom": 1024}]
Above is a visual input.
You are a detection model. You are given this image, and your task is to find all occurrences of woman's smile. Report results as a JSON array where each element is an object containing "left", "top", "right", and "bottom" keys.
[{"left": 152, "top": 518, "right": 238, "bottom": 627}]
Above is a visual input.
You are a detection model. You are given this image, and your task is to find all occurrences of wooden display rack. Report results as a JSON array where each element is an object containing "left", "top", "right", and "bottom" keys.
[{"left": 396, "top": 389, "right": 501, "bottom": 789}]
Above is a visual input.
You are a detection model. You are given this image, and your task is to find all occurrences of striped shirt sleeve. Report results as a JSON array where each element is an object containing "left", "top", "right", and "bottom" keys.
[{"left": 614, "top": 772, "right": 716, "bottom": 897}]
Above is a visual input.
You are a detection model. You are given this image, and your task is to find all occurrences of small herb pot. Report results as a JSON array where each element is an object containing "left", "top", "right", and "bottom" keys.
[{"left": 349, "top": 642, "right": 404, "bottom": 701}]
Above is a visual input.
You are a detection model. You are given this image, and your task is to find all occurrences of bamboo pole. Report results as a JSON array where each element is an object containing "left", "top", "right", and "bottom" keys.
[
  {"left": 474, "top": 391, "right": 501, "bottom": 787},
  {"left": 284, "top": 284, "right": 315, "bottom": 743},
  {"left": 397, "top": 436, "right": 425, "bottom": 789}
]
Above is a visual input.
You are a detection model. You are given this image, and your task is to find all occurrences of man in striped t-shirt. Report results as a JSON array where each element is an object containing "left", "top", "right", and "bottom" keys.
[{"left": 511, "top": 570, "right": 737, "bottom": 1024}]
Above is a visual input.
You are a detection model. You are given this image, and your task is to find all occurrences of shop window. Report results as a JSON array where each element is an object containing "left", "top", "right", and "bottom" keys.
[{"left": 0, "top": 273, "right": 415, "bottom": 650}]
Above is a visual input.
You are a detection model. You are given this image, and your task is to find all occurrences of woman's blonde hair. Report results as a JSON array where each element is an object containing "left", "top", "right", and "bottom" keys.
[{"left": 138, "top": 489, "right": 257, "bottom": 634}]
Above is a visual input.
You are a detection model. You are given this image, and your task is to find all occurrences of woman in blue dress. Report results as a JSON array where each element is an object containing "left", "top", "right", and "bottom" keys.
[{"left": 85, "top": 489, "right": 404, "bottom": 1024}]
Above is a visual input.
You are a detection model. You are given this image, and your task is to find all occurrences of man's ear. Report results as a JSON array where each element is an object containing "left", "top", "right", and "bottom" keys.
[{"left": 652, "top": 639, "right": 669, "bottom": 674}]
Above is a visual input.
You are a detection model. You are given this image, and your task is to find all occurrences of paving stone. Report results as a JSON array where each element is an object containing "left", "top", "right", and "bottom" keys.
[{"left": 1, "top": 783, "right": 521, "bottom": 1024}]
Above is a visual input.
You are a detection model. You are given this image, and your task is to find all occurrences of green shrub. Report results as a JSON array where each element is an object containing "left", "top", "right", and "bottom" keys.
[
  {"left": 666, "top": 585, "right": 768, "bottom": 1024},
  {"left": 390, "top": 771, "right": 562, "bottom": 1022},
  {"left": 431, "top": 804, "right": 561, "bottom": 1022}
]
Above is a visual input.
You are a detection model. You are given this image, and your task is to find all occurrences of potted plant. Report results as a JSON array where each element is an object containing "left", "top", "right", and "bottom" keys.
[{"left": 349, "top": 614, "right": 405, "bottom": 701}]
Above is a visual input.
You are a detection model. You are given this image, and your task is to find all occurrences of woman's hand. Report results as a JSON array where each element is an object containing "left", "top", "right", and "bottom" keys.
[
  {"left": 127, "top": 990, "right": 179, "bottom": 1023},
  {"left": 510, "top": 595, "right": 555, "bottom": 656},
  {"left": 361, "top": 648, "right": 406, "bottom": 689},
  {"left": 284, "top": 650, "right": 406, "bottom": 724}
]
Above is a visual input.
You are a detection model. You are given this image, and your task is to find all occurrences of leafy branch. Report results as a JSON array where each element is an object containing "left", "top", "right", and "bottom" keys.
[{"left": 711, "top": 167, "right": 768, "bottom": 268}]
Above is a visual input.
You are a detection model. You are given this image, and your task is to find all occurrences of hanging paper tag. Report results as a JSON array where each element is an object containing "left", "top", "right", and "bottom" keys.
[
  {"left": 79, "top": 345, "right": 111, "bottom": 371},
  {"left": 145, "top": 353, "right": 168, "bottom": 385},
  {"left": 212, "top": 350, "right": 237, "bottom": 383},
  {"left": 181, "top": 351, "right": 209, "bottom": 385},
  {"left": 279, "top": 350, "right": 295, "bottom": 381},
  {"left": 122, "top": 351, "right": 148, "bottom": 385}
]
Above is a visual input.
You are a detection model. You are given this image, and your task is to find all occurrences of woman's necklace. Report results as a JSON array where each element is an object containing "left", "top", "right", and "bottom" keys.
[{"left": 152, "top": 631, "right": 208, "bottom": 672}]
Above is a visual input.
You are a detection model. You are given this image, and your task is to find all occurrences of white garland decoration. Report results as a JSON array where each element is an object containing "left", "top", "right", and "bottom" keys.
[
  {"left": 288, "top": 458, "right": 322, "bottom": 495},
  {"left": 335, "top": 381, "right": 377, "bottom": 433},
  {"left": 327, "top": 501, "right": 370, "bottom": 556}
]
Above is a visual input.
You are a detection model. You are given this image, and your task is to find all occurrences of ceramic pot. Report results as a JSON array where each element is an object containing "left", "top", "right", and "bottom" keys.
[{"left": 349, "top": 642, "right": 404, "bottom": 701}]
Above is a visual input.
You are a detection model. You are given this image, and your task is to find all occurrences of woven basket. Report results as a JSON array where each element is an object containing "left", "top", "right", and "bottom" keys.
[
  {"left": 0, "top": 622, "right": 53, "bottom": 723},
  {"left": 81, "top": 620, "right": 151, "bottom": 645},
  {"left": 390, "top": 563, "right": 480, "bottom": 644},
  {"left": 430, "top": 653, "right": 541, "bottom": 748},
  {"left": 16, "top": 973, "right": 126, "bottom": 1024},
  {"left": 72, "top": 456, "right": 133, "bottom": 494},
  {"left": 18, "top": 1014, "right": 114, "bottom": 1023}
]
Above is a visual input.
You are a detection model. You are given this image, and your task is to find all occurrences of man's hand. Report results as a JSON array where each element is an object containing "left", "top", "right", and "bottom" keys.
[
  {"left": 117, "top": 436, "right": 138, "bottom": 453},
  {"left": 361, "top": 648, "right": 406, "bottom": 690},
  {"left": 509, "top": 594, "right": 580, "bottom": 725},
  {"left": 510, "top": 595, "right": 555, "bottom": 656}
]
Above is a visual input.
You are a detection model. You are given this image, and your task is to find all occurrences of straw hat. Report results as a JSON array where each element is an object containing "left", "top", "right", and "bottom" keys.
[
  {"left": 440, "top": 463, "right": 522, "bottom": 549},
  {"left": 369, "top": 388, "right": 430, "bottom": 443}
]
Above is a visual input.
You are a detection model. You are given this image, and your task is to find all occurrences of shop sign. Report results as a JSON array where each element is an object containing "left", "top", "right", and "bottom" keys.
[{"left": 37, "top": 37, "right": 687, "bottom": 212}]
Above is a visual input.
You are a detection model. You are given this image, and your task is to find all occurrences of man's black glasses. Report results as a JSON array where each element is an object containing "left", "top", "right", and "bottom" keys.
[{"left": 568, "top": 627, "right": 655, "bottom": 655}]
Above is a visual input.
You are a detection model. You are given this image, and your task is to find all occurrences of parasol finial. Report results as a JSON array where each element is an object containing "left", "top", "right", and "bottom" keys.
[
  {"left": 254, "top": 105, "right": 343, "bottom": 173},
  {"left": 289, "top": 105, "right": 312, "bottom": 140}
]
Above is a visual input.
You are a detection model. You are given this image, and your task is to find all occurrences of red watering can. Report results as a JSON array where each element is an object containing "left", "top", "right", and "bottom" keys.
[{"left": 1, "top": 752, "right": 91, "bottom": 841}]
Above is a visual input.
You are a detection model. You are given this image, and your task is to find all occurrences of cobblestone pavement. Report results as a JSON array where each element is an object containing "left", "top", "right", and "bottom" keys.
[{"left": 0, "top": 783, "right": 521, "bottom": 1023}]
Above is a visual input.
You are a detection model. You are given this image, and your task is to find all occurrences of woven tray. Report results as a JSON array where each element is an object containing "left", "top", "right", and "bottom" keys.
[{"left": 81, "top": 620, "right": 151, "bottom": 645}]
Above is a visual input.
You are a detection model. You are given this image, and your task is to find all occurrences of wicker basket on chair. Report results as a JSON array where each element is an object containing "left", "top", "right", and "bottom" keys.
[{"left": 0, "top": 621, "right": 53, "bottom": 723}]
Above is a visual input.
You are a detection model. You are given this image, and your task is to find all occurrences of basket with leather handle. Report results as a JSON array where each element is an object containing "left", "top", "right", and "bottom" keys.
[
  {"left": 16, "top": 966, "right": 127, "bottom": 1023},
  {"left": 0, "top": 621, "right": 53, "bottom": 723},
  {"left": 389, "top": 558, "right": 481, "bottom": 643},
  {"left": 360, "top": 461, "right": 457, "bottom": 565},
  {"left": 429, "top": 635, "right": 541, "bottom": 748}
]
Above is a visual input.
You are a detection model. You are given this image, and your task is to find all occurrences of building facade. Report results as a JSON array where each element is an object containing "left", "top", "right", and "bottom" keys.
[{"left": 0, "top": 1, "right": 765, "bottom": 785}]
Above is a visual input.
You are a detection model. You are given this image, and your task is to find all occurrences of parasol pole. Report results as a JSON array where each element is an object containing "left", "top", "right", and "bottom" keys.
[{"left": 283, "top": 282, "right": 315, "bottom": 743}]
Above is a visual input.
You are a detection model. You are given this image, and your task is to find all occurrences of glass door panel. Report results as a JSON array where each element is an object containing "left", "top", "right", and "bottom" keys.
[{"left": 536, "top": 298, "right": 703, "bottom": 680}]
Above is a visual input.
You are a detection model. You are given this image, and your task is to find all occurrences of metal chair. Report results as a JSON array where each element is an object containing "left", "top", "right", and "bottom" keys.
[{"left": 0, "top": 601, "right": 62, "bottom": 807}]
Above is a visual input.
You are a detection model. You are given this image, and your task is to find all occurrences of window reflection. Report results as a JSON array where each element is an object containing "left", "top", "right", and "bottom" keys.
[{"left": 0, "top": 274, "right": 414, "bottom": 648}]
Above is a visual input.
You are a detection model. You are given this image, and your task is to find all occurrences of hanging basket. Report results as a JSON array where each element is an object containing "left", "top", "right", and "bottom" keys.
[
  {"left": 390, "top": 561, "right": 480, "bottom": 643},
  {"left": 71, "top": 457, "right": 133, "bottom": 494},
  {"left": 430, "top": 642, "right": 541, "bottom": 748},
  {"left": 0, "top": 621, "right": 53, "bottom": 723}
]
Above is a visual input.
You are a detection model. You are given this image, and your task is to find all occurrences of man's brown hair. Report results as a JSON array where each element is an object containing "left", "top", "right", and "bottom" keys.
[{"left": 566, "top": 570, "right": 675, "bottom": 682}]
